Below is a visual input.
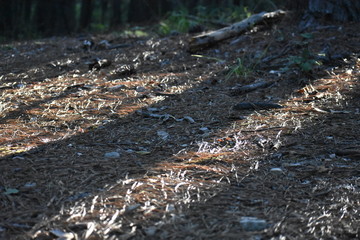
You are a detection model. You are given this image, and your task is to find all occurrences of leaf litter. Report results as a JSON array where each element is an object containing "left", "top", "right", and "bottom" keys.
[{"left": 0, "top": 16, "right": 360, "bottom": 239}]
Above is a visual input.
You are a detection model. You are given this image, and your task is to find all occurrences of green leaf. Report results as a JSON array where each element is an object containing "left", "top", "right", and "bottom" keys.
[
  {"left": 300, "top": 61, "right": 313, "bottom": 72},
  {"left": 300, "top": 33, "right": 313, "bottom": 39},
  {"left": 136, "top": 151, "right": 151, "bottom": 155},
  {"left": 4, "top": 188, "right": 19, "bottom": 195}
]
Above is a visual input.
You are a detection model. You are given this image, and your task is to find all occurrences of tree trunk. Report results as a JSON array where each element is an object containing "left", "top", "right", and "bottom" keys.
[
  {"left": 0, "top": 0, "right": 13, "bottom": 36},
  {"left": 34, "top": 0, "right": 55, "bottom": 36},
  {"left": 288, "top": 0, "right": 360, "bottom": 22},
  {"left": 128, "top": 0, "right": 152, "bottom": 23},
  {"left": 110, "top": 0, "right": 122, "bottom": 27},
  {"left": 0, "top": 0, "right": 33, "bottom": 38},
  {"left": 128, "top": 0, "right": 173, "bottom": 23},
  {"left": 100, "top": 0, "right": 110, "bottom": 25},
  {"left": 52, "top": 0, "right": 76, "bottom": 35},
  {"left": 79, "top": 0, "right": 93, "bottom": 30},
  {"left": 157, "top": 0, "right": 173, "bottom": 17},
  {"left": 23, "top": 0, "right": 32, "bottom": 25},
  {"left": 61, "top": 0, "right": 76, "bottom": 34},
  {"left": 308, "top": 0, "right": 360, "bottom": 22}
]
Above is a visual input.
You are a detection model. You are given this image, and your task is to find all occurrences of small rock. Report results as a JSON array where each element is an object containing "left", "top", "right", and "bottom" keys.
[
  {"left": 240, "top": 217, "right": 268, "bottom": 231},
  {"left": 14, "top": 83, "right": 26, "bottom": 89},
  {"left": 104, "top": 152, "right": 120, "bottom": 158},
  {"left": 183, "top": 116, "right": 195, "bottom": 123},
  {"left": 50, "top": 229, "right": 75, "bottom": 239},
  {"left": 199, "top": 127, "right": 210, "bottom": 134},
  {"left": 82, "top": 39, "right": 94, "bottom": 51},
  {"left": 125, "top": 149, "right": 134, "bottom": 153},
  {"left": 136, "top": 86, "right": 146, "bottom": 92},
  {"left": 301, "top": 180, "right": 311, "bottom": 185},
  {"left": 87, "top": 58, "right": 111, "bottom": 70}
]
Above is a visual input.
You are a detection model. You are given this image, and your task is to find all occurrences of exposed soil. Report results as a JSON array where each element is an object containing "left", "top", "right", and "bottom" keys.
[{"left": 1, "top": 14, "right": 359, "bottom": 239}]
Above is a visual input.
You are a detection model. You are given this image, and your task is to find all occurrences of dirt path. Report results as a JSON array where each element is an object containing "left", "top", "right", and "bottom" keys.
[{"left": 1, "top": 18, "right": 359, "bottom": 239}]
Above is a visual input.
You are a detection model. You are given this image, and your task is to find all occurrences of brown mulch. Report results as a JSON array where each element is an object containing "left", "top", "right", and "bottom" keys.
[{"left": 1, "top": 14, "right": 359, "bottom": 239}]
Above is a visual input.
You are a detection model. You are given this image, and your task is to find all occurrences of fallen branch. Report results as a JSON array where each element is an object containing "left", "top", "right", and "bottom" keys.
[
  {"left": 233, "top": 102, "right": 283, "bottom": 110},
  {"left": 230, "top": 80, "right": 275, "bottom": 95},
  {"left": 188, "top": 10, "right": 287, "bottom": 52}
]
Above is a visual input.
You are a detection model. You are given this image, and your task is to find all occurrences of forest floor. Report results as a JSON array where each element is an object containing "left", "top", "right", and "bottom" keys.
[{"left": 0, "top": 14, "right": 359, "bottom": 240}]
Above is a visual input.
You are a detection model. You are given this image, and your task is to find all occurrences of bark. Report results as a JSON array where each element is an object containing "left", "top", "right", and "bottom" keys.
[
  {"left": 308, "top": 0, "right": 360, "bottom": 22},
  {"left": 0, "top": 0, "right": 33, "bottom": 38},
  {"left": 0, "top": 0, "right": 13, "bottom": 35},
  {"left": 62, "top": 0, "right": 76, "bottom": 33},
  {"left": 54, "top": 0, "right": 76, "bottom": 35},
  {"left": 34, "top": 0, "right": 55, "bottom": 35},
  {"left": 23, "top": 0, "right": 32, "bottom": 25},
  {"left": 288, "top": 0, "right": 360, "bottom": 22},
  {"left": 80, "top": 0, "right": 93, "bottom": 30},
  {"left": 100, "top": 0, "right": 109, "bottom": 24},
  {"left": 110, "top": 0, "right": 122, "bottom": 27},
  {"left": 128, "top": 0, "right": 170, "bottom": 23},
  {"left": 128, "top": 0, "right": 152, "bottom": 23},
  {"left": 157, "top": 0, "right": 173, "bottom": 16}
]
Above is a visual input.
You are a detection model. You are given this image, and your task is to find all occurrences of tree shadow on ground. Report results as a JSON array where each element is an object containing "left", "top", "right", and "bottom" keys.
[
  {"left": 1, "top": 21, "right": 359, "bottom": 239},
  {"left": 167, "top": 72, "right": 360, "bottom": 239}
]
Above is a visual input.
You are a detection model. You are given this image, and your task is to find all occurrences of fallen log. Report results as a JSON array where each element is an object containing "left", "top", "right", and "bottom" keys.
[{"left": 188, "top": 10, "right": 287, "bottom": 52}]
